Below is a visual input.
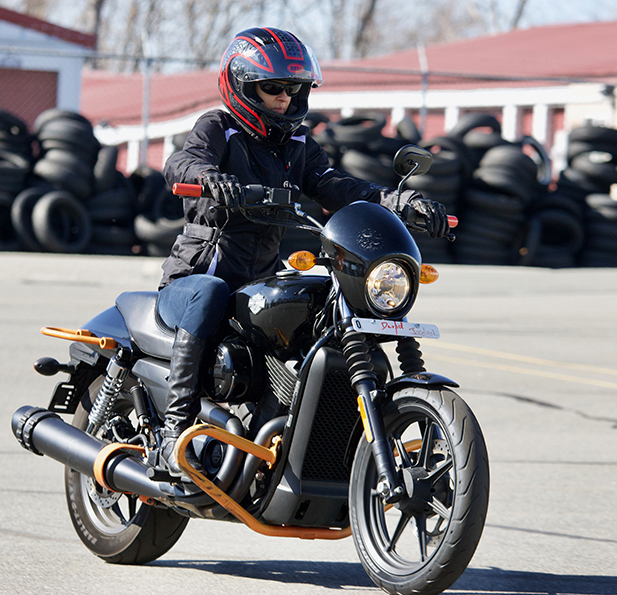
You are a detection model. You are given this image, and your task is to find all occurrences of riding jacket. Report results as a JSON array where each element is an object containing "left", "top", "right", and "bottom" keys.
[{"left": 160, "top": 108, "right": 418, "bottom": 293}]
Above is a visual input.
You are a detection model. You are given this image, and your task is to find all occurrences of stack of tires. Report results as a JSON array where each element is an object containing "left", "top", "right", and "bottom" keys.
[
  {"left": 558, "top": 125, "right": 617, "bottom": 267},
  {"left": 12, "top": 110, "right": 97, "bottom": 253},
  {"left": 132, "top": 166, "right": 184, "bottom": 257},
  {"left": 4, "top": 107, "right": 183, "bottom": 256},
  {"left": 0, "top": 111, "right": 34, "bottom": 250},
  {"left": 414, "top": 114, "right": 551, "bottom": 266}
]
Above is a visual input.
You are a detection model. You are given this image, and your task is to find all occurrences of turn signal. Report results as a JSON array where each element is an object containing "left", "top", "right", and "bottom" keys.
[
  {"left": 288, "top": 251, "right": 316, "bottom": 271},
  {"left": 419, "top": 264, "right": 439, "bottom": 284}
]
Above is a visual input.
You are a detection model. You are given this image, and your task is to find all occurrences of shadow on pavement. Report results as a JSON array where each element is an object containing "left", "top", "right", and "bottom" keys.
[{"left": 151, "top": 558, "right": 617, "bottom": 593}]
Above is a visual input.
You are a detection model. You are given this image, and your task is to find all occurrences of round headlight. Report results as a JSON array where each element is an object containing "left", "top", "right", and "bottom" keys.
[{"left": 366, "top": 261, "right": 411, "bottom": 314}]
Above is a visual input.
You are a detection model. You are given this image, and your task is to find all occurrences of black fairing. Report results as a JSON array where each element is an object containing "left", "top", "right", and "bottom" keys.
[
  {"left": 320, "top": 202, "right": 421, "bottom": 317},
  {"left": 232, "top": 272, "right": 331, "bottom": 358}
]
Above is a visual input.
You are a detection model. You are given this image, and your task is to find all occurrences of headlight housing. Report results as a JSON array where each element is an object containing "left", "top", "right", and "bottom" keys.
[{"left": 365, "top": 261, "right": 411, "bottom": 315}]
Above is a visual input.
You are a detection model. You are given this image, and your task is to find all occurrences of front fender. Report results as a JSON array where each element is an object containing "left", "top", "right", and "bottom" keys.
[{"left": 385, "top": 371, "right": 459, "bottom": 397}]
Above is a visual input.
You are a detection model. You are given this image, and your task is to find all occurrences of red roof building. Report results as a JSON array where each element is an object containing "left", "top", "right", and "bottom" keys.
[
  {"left": 80, "top": 20, "right": 617, "bottom": 174},
  {"left": 0, "top": 7, "right": 96, "bottom": 129}
]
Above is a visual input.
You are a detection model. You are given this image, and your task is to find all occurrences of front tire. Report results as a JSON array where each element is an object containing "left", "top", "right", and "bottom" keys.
[
  {"left": 349, "top": 387, "right": 489, "bottom": 595},
  {"left": 65, "top": 375, "right": 189, "bottom": 564}
]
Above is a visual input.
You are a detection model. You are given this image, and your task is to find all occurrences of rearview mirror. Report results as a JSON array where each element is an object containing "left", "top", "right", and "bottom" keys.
[{"left": 393, "top": 144, "right": 432, "bottom": 177}]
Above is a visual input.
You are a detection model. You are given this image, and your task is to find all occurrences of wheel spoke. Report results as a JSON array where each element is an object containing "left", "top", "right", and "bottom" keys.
[
  {"left": 386, "top": 512, "right": 412, "bottom": 553},
  {"left": 428, "top": 496, "right": 451, "bottom": 521},
  {"left": 427, "top": 456, "right": 453, "bottom": 484},
  {"left": 128, "top": 496, "right": 137, "bottom": 519},
  {"left": 417, "top": 419, "right": 434, "bottom": 469},
  {"left": 394, "top": 435, "right": 413, "bottom": 469},
  {"left": 111, "top": 501, "right": 128, "bottom": 525},
  {"left": 414, "top": 514, "right": 428, "bottom": 561}
]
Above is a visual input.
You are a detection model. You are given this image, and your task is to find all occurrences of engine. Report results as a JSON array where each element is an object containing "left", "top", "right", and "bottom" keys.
[{"left": 211, "top": 338, "right": 263, "bottom": 403}]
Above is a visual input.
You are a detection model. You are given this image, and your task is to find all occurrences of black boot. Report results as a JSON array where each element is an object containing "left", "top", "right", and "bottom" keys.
[{"left": 160, "top": 328, "right": 208, "bottom": 476}]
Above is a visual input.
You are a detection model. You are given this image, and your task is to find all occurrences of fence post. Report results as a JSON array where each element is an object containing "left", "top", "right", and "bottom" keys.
[{"left": 140, "top": 56, "right": 151, "bottom": 167}]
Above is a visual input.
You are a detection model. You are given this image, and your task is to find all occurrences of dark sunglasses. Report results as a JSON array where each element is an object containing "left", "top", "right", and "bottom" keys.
[{"left": 257, "top": 80, "right": 304, "bottom": 97}]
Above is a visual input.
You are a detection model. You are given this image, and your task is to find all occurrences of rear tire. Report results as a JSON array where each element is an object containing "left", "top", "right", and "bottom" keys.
[
  {"left": 349, "top": 387, "right": 489, "bottom": 595},
  {"left": 65, "top": 375, "right": 189, "bottom": 564}
]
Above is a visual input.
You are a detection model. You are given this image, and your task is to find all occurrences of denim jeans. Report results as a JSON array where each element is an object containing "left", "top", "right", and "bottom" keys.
[{"left": 157, "top": 274, "right": 230, "bottom": 340}]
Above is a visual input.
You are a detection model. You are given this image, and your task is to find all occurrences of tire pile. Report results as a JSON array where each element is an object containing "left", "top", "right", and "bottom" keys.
[
  {"left": 2, "top": 106, "right": 617, "bottom": 268},
  {"left": 0, "top": 108, "right": 183, "bottom": 255},
  {"left": 309, "top": 111, "right": 617, "bottom": 267}
]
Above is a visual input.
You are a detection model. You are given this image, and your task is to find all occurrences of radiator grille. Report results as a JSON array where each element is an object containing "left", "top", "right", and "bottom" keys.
[{"left": 301, "top": 370, "right": 359, "bottom": 483}]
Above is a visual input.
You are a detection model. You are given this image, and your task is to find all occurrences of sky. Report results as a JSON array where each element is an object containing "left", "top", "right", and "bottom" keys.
[{"left": 1, "top": 0, "right": 617, "bottom": 33}]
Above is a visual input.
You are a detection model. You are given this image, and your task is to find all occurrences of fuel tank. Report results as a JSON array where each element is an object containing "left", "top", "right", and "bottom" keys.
[{"left": 231, "top": 271, "right": 331, "bottom": 357}]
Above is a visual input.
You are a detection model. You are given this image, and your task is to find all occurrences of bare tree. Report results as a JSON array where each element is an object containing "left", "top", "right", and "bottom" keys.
[{"left": 352, "top": 0, "right": 379, "bottom": 58}]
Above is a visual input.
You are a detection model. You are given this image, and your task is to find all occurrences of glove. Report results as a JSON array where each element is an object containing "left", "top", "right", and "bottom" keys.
[
  {"left": 402, "top": 195, "right": 449, "bottom": 239},
  {"left": 202, "top": 172, "right": 243, "bottom": 211}
]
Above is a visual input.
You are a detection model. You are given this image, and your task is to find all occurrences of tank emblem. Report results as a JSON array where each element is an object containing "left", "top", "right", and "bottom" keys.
[{"left": 249, "top": 292, "right": 267, "bottom": 315}]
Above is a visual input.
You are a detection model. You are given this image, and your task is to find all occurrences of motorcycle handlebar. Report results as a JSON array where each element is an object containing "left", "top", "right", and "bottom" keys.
[{"left": 171, "top": 182, "right": 458, "bottom": 228}]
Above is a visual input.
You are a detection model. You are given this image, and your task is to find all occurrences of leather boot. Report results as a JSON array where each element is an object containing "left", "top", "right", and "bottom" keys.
[{"left": 160, "top": 328, "right": 208, "bottom": 476}]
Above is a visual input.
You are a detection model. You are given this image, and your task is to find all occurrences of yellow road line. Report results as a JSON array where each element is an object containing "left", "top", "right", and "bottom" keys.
[
  {"left": 424, "top": 341, "right": 617, "bottom": 377},
  {"left": 425, "top": 353, "right": 617, "bottom": 390}
]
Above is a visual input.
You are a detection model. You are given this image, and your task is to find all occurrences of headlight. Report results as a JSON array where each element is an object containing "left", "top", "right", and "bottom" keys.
[{"left": 365, "top": 261, "right": 411, "bottom": 314}]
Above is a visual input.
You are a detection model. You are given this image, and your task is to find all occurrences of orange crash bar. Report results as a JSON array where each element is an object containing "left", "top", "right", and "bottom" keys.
[
  {"left": 40, "top": 327, "right": 117, "bottom": 350},
  {"left": 175, "top": 425, "right": 352, "bottom": 540}
]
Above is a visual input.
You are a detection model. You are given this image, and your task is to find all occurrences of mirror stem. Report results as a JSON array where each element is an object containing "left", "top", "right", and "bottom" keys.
[{"left": 395, "top": 161, "right": 419, "bottom": 212}]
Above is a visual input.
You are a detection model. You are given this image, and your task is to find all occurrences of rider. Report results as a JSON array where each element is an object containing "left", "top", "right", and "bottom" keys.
[{"left": 157, "top": 27, "right": 449, "bottom": 476}]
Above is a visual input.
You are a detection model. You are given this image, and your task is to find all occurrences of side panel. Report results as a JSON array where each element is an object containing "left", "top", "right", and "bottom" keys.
[
  {"left": 261, "top": 347, "right": 389, "bottom": 528},
  {"left": 132, "top": 357, "right": 170, "bottom": 416}
]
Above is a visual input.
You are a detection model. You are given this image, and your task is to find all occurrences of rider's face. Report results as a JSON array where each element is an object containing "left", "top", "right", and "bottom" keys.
[{"left": 256, "top": 81, "right": 292, "bottom": 115}]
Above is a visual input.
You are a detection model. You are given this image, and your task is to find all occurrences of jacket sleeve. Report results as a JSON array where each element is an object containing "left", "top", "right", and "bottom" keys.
[
  {"left": 301, "top": 135, "right": 422, "bottom": 213},
  {"left": 163, "top": 111, "right": 228, "bottom": 187}
]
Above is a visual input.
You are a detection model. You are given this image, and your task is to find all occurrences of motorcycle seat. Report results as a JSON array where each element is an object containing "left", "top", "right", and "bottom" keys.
[{"left": 115, "top": 291, "right": 175, "bottom": 359}]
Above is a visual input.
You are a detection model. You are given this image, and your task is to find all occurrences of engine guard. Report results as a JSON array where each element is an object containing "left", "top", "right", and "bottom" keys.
[{"left": 385, "top": 371, "right": 459, "bottom": 395}]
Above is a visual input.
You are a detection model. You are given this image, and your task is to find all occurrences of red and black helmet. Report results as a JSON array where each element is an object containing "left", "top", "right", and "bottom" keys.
[{"left": 218, "top": 27, "right": 323, "bottom": 145}]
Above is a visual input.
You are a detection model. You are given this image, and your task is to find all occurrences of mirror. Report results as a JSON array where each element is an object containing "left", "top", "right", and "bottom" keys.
[{"left": 393, "top": 144, "right": 432, "bottom": 177}]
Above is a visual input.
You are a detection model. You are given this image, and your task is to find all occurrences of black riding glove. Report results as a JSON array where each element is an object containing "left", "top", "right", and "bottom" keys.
[
  {"left": 401, "top": 195, "right": 449, "bottom": 239},
  {"left": 202, "top": 172, "right": 243, "bottom": 211}
]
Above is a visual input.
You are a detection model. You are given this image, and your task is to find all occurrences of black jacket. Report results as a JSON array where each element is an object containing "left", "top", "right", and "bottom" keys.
[{"left": 160, "top": 109, "right": 416, "bottom": 292}]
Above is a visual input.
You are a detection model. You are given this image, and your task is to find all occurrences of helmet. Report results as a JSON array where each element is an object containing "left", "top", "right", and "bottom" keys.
[{"left": 219, "top": 27, "right": 323, "bottom": 145}]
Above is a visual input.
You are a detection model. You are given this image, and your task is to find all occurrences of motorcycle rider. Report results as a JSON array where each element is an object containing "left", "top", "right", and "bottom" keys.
[{"left": 157, "top": 27, "right": 449, "bottom": 476}]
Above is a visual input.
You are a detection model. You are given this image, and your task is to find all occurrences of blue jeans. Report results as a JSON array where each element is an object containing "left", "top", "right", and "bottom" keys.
[{"left": 157, "top": 274, "right": 230, "bottom": 340}]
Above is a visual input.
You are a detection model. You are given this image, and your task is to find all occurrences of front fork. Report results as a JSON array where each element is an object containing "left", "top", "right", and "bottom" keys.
[{"left": 338, "top": 297, "right": 422, "bottom": 504}]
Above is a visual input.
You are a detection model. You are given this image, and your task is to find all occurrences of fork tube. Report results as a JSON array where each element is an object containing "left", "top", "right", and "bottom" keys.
[{"left": 338, "top": 296, "right": 403, "bottom": 503}]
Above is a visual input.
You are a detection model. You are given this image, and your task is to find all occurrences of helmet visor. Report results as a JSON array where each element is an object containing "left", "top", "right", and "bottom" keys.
[{"left": 229, "top": 39, "right": 323, "bottom": 87}]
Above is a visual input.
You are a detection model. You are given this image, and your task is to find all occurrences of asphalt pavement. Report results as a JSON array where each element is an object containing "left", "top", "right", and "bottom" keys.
[{"left": 1, "top": 252, "right": 616, "bottom": 595}]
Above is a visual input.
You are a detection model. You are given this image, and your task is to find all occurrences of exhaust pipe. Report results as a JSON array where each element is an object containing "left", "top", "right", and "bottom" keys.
[{"left": 12, "top": 406, "right": 170, "bottom": 501}]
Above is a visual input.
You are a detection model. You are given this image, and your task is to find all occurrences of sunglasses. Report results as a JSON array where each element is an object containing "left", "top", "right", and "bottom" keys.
[{"left": 257, "top": 80, "right": 304, "bottom": 97}]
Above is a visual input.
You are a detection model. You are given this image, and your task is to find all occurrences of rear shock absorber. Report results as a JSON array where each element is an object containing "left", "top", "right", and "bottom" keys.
[
  {"left": 396, "top": 337, "right": 426, "bottom": 374},
  {"left": 87, "top": 351, "right": 130, "bottom": 435}
]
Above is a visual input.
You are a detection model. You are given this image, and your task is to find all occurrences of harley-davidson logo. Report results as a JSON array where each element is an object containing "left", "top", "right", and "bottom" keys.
[{"left": 249, "top": 293, "right": 267, "bottom": 315}]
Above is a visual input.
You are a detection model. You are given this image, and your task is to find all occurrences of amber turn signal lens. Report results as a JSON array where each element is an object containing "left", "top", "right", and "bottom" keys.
[
  {"left": 288, "top": 251, "right": 316, "bottom": 271},
  {"left": 419, "top": 264, "right": 439, "bottom": 284}
]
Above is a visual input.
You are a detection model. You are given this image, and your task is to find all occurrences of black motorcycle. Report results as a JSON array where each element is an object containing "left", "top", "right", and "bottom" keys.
[{"left": 12, "top": 145, "right": 489, "bottom": 595}]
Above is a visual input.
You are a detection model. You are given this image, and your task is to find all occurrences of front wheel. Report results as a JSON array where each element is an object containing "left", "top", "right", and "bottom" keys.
[
  {"left": 65, "top": 374, "right": 189, "bottom": 564},
  {"left": 349, "top": 387, "right": 489, "bottom": 595}
]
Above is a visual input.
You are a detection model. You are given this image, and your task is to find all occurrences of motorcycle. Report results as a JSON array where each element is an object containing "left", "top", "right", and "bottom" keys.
[{"left": 12, "top": 145, "right": 489, "bottom": 595}]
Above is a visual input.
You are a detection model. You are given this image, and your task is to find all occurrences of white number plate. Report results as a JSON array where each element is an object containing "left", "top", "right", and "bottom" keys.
[{"left": 352, "top": 317, "right": 440, "bottom": 339}]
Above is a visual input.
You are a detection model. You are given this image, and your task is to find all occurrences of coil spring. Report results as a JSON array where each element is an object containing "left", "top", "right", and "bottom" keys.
[
  {"left": 88, "top": 356, "right": 129, "bottom": 431},
  {"left": 396, "top": 337, "right": 426, "bottom": 374},
  {"left": 342, "top": 328, "right": 377, "bottom": 386}
]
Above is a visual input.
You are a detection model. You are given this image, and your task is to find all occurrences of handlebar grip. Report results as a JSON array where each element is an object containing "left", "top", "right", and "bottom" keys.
[
  {"left": 172, "top": 183, "right": 203, "bottom": 197},
  {"left": 448, "top": 215, "right": 458, "bottom": 228}
]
